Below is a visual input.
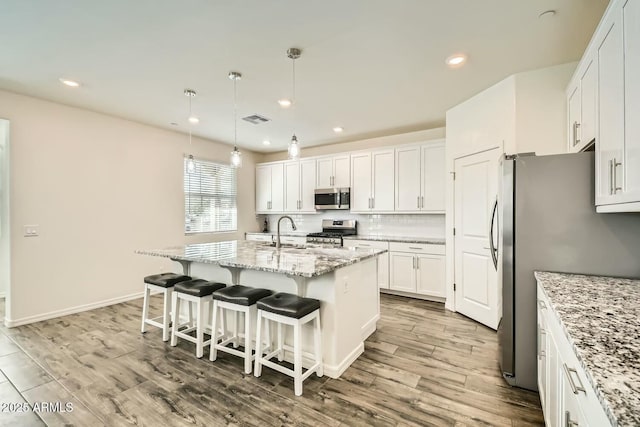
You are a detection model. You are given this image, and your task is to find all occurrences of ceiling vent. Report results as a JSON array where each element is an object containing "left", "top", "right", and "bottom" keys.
[{"left": 242, "top": 114, "right": 271, "bottom": 125}]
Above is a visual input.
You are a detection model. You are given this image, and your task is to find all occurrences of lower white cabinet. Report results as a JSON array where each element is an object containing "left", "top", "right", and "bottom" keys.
[
  {"left": 277, "top": 235, "right": 307, "bottom": 245},
  {"left": 343, "top": 239, "right": 389, "bottom": 289},
  {"left": 537, "top": 284, "right": 612, "bottom": 427},
  {"left": 246, "top": 233, "right": 273, "bottom": 243},
  {"left": 389, "top": 242, "right": 445, "bottom": 299}
]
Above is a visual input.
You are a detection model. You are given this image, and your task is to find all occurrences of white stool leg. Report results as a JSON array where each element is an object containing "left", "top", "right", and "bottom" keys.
[
  {"left": 243, "top": 308, "right": 252, "bottom": 374},
  {"left": 254, "top": 310, "right": 263, "bottom": 377},
  {"left": 314, "top": 313, "right": 323, "bottom": 377},
  {"left": 264, "top": 318, "right": 271, "bottom": 354},
  {"left": 233, "top": 311, "right": 239, "bottom": 348},
  {"left": 210, "top": 301, "right": 219, "bottom": 361},
  {"left": 141, "top": 285, "right": 150, "bottom": 334},
  {"left": 196, "top": 299, "right": 205, "bottom": 358},
  {"left": 162, "top": 288, "right": 172, "bottom": 342},
  {"left": 293, "top": 321, "right": 303, "bottom": 396},
  {"left": 277, "top": 322, "right": 284, "bottom": 361},
  {"left": 170, "top": 292, "right": 180, "bottom": 346},
  {"left": 188, "top": 301, "right": 194, "bottom": 328}
]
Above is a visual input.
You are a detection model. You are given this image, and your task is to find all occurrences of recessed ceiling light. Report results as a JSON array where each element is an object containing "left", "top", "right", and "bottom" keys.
[
  {"left": 59, "top": 78, "right": 80, "bottom": 87},
  {"left": 333, "top": 127, "right": 344, "bottom": 133},
  {"left": 263, "top": 140, "right": 271, "bottom": 146},
  {"left": 446, "top": 54, "right": 467, "bottom": 66},
  {"left": 188, "top": 116, "right": 199, "bottom": 124},
  {"left": 278, "top": 99, "right": 292, "bottom": 108}
]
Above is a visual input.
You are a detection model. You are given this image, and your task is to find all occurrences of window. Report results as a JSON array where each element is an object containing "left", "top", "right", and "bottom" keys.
[{"left": 184, "top": 156, "right": 237, "bottom": 234}]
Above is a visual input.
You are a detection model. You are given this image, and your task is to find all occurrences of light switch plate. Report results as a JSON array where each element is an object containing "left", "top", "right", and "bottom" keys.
[{"left": 23, "top": 225, "right": 39, "bottom": 237}]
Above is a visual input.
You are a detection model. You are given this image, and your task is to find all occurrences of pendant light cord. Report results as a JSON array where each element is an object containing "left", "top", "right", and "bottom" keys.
[
  {"left": 292, "top": 55, "right": 296, "bottom": 135},
  {"left": 188, "top": 93, "right": 193, "bottom": 147},
  {"left": 234, "top": 75, "right": 238, "bottom": 149}
]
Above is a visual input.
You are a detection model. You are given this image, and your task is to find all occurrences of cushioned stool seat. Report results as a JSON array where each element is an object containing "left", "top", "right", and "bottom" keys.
[
  {"left": 175, "top": 279, "right": 226, "bottom": 297},
  {"left": 212, "top": 285, "right": 272, "bottom": 306},
  {"left": 257, "top": 293, "right": 320, "bottom": 319},
  {"left": 144, "top": 273, "right": 191, "bottom": 288}
]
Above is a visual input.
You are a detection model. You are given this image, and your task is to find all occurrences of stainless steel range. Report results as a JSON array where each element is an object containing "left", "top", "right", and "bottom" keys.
[{"left": 306, "top": 219, "right": 357, "bottom": 246}]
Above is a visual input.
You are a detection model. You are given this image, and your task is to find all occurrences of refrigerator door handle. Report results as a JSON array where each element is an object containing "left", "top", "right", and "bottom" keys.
[{"left": 489, "top": 198, "right": 499, "bottom": 270}]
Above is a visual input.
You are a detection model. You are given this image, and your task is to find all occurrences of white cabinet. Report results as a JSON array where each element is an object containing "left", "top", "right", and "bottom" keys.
[
  {"left": 343, "top": 239, "right": 389, "bottom": 289},
  {"left": 316, "top": 154, "right": 350, "bottom": 188},
  {"left": 395, "top": 141, "right": 446, "bottom": 213},
  {"left": 395, "top": 146, "right": 421, "bottom": 211},
  {"left": 283, "top": 159, "right": 316, "bottom": 213},
  {"left": 389, "top": 242, "right": 445, "bottom": 299},
  {"left": 567, "top": 85, "right": 581, "bottom": 152},
  {"left": 567, "top": 61, "right": 597, "bottom": 153},
  {"left": 536, "top": 284, "right": 612, "bottom": 427},
  {"left": 277, "top": 235, "right": 307, "bottom": 245},
  {"left": 350, "top": 149, "right": 394, "bottom": 212},
  {"left": 246, "top": 233, "right": 273, "bottom": 243},
  {"left": 623, "top": 0, "right": 640, "bottom": 207},
  {"left": 256, "top": 162, "right": 284, "bottom": 213}
]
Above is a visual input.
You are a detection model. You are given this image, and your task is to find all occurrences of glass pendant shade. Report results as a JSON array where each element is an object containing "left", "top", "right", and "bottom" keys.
[
  {"left": 186, "top": 154, "right": 196, "bottom": 173},
  {"left": 230, "top": 146, "right": 242, "bottom": 168},
  {"left": 288, "top": 134, "right": 300, "bottom": 160}
]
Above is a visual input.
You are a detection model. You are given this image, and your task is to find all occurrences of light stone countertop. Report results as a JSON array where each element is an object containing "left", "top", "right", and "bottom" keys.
[
  {"left": 535, "top": 271, "right": 640, "bottom": 427},
  {"left": 137, "top": 240, "right": 386, "bottom": 278}
]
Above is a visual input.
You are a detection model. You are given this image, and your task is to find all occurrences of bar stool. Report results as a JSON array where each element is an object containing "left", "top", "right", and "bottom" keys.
[
  {"left": 254, "top": 292, "right": 323, "bottom": 396},
  {"left": 209, "top": 285, "right": 273, "bottom": 374},
  {"left": 170, "top": 279, "right": 226, "bottom": 358},
  {"left": 141, "top": 273, "right": 191, "bottom": 341}
]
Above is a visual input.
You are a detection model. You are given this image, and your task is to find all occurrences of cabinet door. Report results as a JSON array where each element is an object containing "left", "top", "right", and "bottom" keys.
[
  {"left": 547, "top": 327, "right": 561, "bottom": 427},
  {"left": 537, "top": 299, "right": 549, "bottom": 416},
  {"left": 597, "top": 17, "right": 625, "bottom": 205},
  {"left": 350, "top": 152, "right": 372, "bottom": 211},
  {"left": 580, "top": 60, "right": 597, "bottom": 148},
  {"left": 316, "top": 157, "right": 333, "bottom": 188},
  {"left": 421, "top": 142, "right": 446, "bottom": 212},
  {"left": 389, "top": 252, "right": 416, "bottom": 293},
  {"left": 562, "top": 365, "right": 587, "bottom": 427},
  {"left": 270, "top": 163, "right": 285, "bottom": 212},
  {"left": 624, "top": 0, "right": 640, "bottom": 203},
  {"left": 395, "top": 146, "right": 421, "bottom": 211},
  {"left": 333, "top": 155, "right": 351, "bottom": 188},
  {"left": 283, "top": 161, "right": 300, "bottom": 212},
  {"left": 371, "top": 149, "right": 395, "bottom": 211},
  {"left": 568, "top": 85, "right": 581, "bottom": 152},
  {"left": 299, "top": 159, "right": 317, "bottom": 212},
  {"left": 415, "top": 254, "right": 445, "bottom": 297},
  {"left": 255, "top": 165, "right": 272, "bottom": 213}
]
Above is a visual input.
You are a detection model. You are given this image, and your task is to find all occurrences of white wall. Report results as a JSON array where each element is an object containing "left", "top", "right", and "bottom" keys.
[
  {"left": 0, "top": 89, "right": 260, "bottom": 326},
  {"left": 0, "top": 120, "right": 9, "bottom": 300}
]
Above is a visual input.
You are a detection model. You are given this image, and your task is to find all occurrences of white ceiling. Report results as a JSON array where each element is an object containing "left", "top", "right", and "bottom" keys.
[{"left": 0, "top": 0, "right": 609, "bottom": 153}]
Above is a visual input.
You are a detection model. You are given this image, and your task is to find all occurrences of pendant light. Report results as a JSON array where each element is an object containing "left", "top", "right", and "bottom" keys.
[
  {"left": 229, "top": 71, "right": 243, "bottom": 168},
  {"left": 287, "top": 47, "right": 302, "bottom": 160},
  {"left": 184, "top": 88, "right": 197, "bottom": 173}
]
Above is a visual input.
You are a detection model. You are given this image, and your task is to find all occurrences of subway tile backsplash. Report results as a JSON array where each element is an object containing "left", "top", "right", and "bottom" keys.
[{"left": 260, "top": 212, "right": 445, "bottom": 238}]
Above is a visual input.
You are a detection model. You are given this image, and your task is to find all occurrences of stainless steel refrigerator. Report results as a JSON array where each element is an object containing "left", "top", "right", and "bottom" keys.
[{"left": 497, "top": 151, "right": 640, "bottom": 391}]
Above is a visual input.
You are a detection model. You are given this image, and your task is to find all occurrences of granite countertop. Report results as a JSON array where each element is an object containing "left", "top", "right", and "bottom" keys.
[
  {"left": 137, "top": 240, "right": 386, "bottom": 278},
  {"left": 343, "top": 234, "right": 445, "bottom": 245},
  {"left": 534, "top": 271, "right": 640, "bottom": 427},
  {"left": 245, "top": 231, "right": 309, "bottom": 237}
]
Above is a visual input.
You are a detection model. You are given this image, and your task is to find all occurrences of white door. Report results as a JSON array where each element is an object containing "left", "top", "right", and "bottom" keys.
[
  {"left": 333, "top": 155, "right": 351, "bottom": 188},
  {"left": 350, "top": 152, "right": 372, "bottom": 212},
  {"left": 421, "top": 142, "right": 446, "bottom": 212},
  {"left": 371, "top": 149, "right": 394, "bottom": 211},
  {"left": 389, "top": 252, "right": 416, "bottom": 293},
  {"left": 454, "top": 148, "right": 500, "bottom": 329},
  {"left": 255, "top": 165, "right": 271, "bottom": 213},
  {"left": 316, "top": 157, "right": 333, "bottom": 188},
  {"left": 270, "top": 163, "right": 285, "bottom": 212},
  {"left": 416, "top": 254, "right": 445, "bottom": 298},
  {"left": 299, "top": 159, "right": 316, "bottom": 212},
  {"left": 395, "top": 146, "right": 421, "bottom": 211},
  {"left": 283, "top": 161, "right": 300, "bottom": 212}
]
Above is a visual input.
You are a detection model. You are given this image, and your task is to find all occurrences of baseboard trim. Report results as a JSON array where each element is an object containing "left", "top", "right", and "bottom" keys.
[
  {"left": 380, "top": 288, "right": 446, "bottom": 303},
  {"left": 361, "top": 313, "right": 379, "bottom": 340},
  {"left": 323, "top": 343, "right": 365, "bottom": 379},
  {"left": 4, "top": 292, "right": 144, "bottom": 328}
]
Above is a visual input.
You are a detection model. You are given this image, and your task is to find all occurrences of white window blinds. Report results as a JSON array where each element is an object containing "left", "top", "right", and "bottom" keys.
[{"left": 184, "top": 156, "right": 237, "bottom": 234}]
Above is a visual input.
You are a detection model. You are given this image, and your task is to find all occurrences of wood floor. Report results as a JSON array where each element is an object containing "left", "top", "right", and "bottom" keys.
[{"left": 0, "top": 295, "right": 543, "bottom": 426}]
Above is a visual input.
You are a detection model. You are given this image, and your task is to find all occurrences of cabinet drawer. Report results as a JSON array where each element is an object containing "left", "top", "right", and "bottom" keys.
[
  {"left": 246, "top": 234, "right": 273, "bottom": 242},
  {"left": 343, "top": 240, "right": 389, "bottom": 250},
  {"left": 389, "top": 242, "right": 444, "bottom": 255},
  {"left": 279, "top": 236, "right": 307, "bottom": 245}
]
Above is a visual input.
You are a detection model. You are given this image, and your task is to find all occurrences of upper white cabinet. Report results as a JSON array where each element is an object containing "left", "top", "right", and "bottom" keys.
[
  {"left": 395, "top": 141, "right": 446, "bottom": 213},
  {"left": 571, "top": 0, "right": 640, "bottom": 212},
  {"left": 316, "top": 154, "right": 350, "bottom": 188},
  {"left": 283, "top": 159, "right": 316, "bottom": 213},
  {"left": 350, "top": 149, "right": 394, "bottom": 212},
  {"left": 255, "top": 162, "right": 284, "bottom": 213}
]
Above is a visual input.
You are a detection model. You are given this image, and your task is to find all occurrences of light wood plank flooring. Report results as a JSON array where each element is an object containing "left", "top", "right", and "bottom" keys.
[{"left": 0, "top": 295, "right": 543, "bottom": 426}]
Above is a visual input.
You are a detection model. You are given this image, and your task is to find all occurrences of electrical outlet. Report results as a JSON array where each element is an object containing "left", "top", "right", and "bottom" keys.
[
  {"left": 343, "top": 276, "right": 349, "bottom": 294},
  {"left": 23, "top": 225, "right": 39, "bottom": 237}
]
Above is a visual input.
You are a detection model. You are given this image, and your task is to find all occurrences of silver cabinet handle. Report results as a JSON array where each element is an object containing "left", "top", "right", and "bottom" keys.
[
  {"left": 565, "top": 411, "right": 579, "bottom": 427},
  {"left": 538, "top": 328, "right": 546, "bottom": 358},
  {"left": 563, "top": 363, "right": 586, "bottom": 395},
  {"left": 613, "top": 157, "right": 622, "bottom": 193},
  {"left": 574, "top": 122, "right": 581, "bottom": 146},
  {"left": 415, "top": 256, "right": 419, "bottom": 270},
  {"left": 417, "top": 196, "right": 420, "bottom": 208},
  {"left": 538, "top": 300, "right": 547, "bottom": 309},
  {"left": 372, "top": 198, "right": 375, "bottom": 209},
  {"left": 412, "top": 256, "right": 416, "bottom": 269},
  {"left": 409, "top": 247, "right": 423, "bottom": 250},
  {"left": 421, "top": 196, "right": 424, "bottom": 209}
]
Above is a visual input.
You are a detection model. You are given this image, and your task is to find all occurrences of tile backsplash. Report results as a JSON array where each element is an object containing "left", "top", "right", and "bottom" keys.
[{"left": 260, "top": 212, "right": 445, "bottom": 238}]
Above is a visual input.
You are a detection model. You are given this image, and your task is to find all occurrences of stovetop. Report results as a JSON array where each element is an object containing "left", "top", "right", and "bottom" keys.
[{"left": 307, "top": 231, "right": 355, "bottom": 238}]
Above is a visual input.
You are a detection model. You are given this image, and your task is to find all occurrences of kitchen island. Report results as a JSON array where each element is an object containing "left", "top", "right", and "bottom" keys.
[{"left": 136, "top": 240, "right": 386, "bottom": 378}]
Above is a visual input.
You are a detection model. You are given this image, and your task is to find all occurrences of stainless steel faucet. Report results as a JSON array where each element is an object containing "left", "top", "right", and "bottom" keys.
[{"left": 276, "top": 215, "right": 297, "bottom": 249}]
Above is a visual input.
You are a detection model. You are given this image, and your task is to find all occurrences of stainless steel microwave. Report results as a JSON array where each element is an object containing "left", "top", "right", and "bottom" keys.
[{"left": 314, "top": 188, "right": 350, "bottom": 210}]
